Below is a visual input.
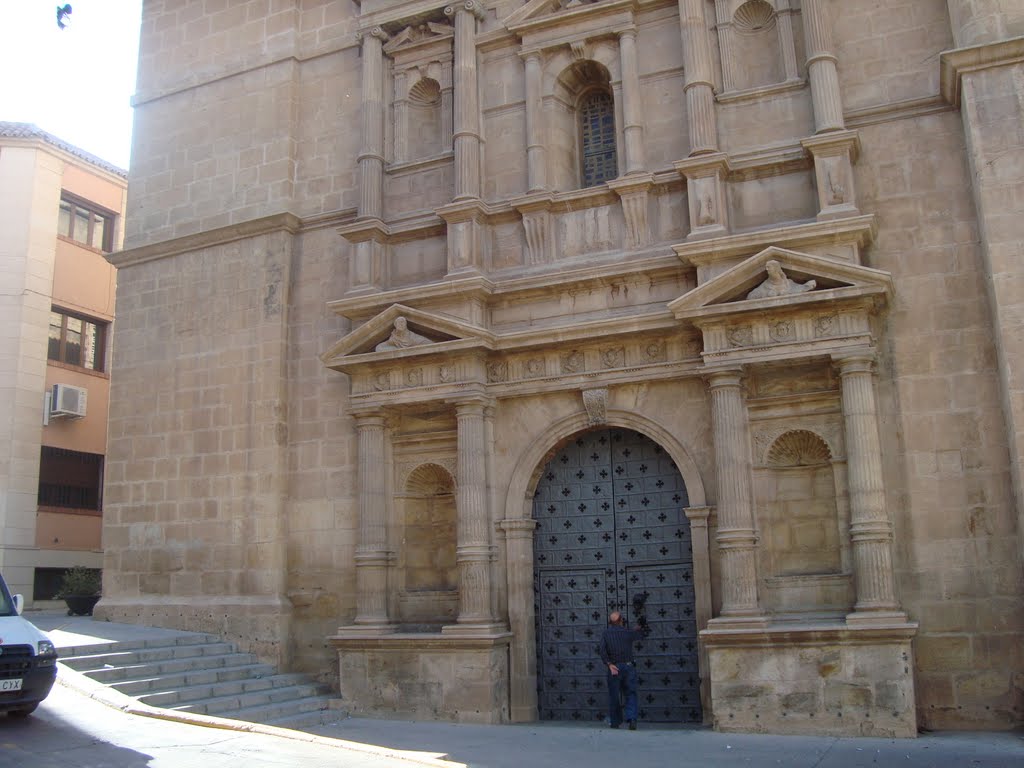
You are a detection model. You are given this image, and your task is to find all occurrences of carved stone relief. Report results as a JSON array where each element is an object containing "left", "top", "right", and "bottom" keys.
[
  {"left": 747, "top": 261, "right": 817, "bottom": 300},
  {"left": 601, "top": 347, "right": 625, "bottom": 368},
  {"left": 643, "top": 340, "right": 667, "bottom": 363},
  {"left": 487, "top": 360, "right": 509, "bottom": 383},
  {"left": 561, "top": 349, "right": 585, "bottom": 374},
  {"left": 406, "top": 367, "right": 424, "bottom": 387},
  {"left": 751, "top": 419, "right": 843, "bottom": 466},
  {"left": 815, "top": 315, "right": 836, "bottom": 338},
  {"left": 581, "top": 388, "right": 608, "bottom": 426},
  {"left": 439, "top": 364, "right": 455, "bottom": 383},
  {"left": 770, "top": 320, "right": 794, "bottom": 342},
  {"left": 374, "top": 371, "right": 392, "bottom": 390},
  {"left": 524, "top": 357, "right": 546, "bottom": 378},
  {"left": 728, "top": 326, "right": 753, "bottom": 348}
]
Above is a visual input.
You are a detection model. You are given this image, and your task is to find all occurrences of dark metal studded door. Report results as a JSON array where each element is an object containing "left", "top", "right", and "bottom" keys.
[{"left": 533, "top": 428, "right": 702, "bottom": 723}]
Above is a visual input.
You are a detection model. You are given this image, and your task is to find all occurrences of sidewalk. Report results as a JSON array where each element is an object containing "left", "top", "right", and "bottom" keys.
[{"left": 29, "top": 612, "right": 1024, "bottom": 768}]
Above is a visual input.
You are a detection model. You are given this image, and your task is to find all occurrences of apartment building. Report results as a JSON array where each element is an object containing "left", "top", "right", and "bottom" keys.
[{"left": 0, "top": 122, "right": 125, "bottom": 605}]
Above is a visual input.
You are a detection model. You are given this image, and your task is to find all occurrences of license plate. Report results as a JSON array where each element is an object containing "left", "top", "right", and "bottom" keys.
[{"left": 0, "top": 679, "right": 22, "bottom": 692}]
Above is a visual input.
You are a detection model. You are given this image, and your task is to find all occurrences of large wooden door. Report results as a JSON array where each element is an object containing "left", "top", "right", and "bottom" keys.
[{"left": 532, "top": 428, "right": 702, "bottom": 723}]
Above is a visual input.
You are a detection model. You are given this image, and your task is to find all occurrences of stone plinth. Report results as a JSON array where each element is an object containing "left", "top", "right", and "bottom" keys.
[
  {"left": 330, "top": 632, "right": 512, "bottom": 723},
  {"left": 702, "top": 622, "right": 919, "bottom": 737}
]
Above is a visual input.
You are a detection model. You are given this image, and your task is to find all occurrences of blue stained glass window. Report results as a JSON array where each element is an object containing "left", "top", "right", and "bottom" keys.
[{"left": 579, "top": 90, "right": 617, "bottom": 188}]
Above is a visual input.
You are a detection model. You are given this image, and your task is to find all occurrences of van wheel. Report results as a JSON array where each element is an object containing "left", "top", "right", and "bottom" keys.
[{"left": 8, "top": 704, "right": 38, "bottom": 718}]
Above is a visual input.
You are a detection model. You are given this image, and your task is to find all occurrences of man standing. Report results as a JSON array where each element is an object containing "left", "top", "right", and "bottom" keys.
[{"left": 598, "top": 610, "right": 645, "bottom": 730}]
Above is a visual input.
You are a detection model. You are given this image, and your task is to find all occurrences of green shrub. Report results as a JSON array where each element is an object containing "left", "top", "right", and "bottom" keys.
[{"left": 55, "top": 566, "right": 102, "bottom": 598}]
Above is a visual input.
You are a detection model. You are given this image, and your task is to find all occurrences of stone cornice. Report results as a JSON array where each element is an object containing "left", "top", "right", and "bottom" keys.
[
  {"left": 672, "top": 215, "right": 877, "bottom": 269},
  {"left": 700, "top": 621, "right": 918, "bottom": 647},
  {"left": 940, "top": 35, "right": 1024, "bottom": 108},
  {"left": 107, "top": 212, "right": 303, "bottom": 268}
]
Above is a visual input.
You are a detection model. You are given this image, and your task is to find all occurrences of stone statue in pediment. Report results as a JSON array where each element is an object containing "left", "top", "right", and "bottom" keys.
[
  {"left": 375, "top": 316, "right": 432, "bottom": 352},
  {"left": 747, "top": 260, "right": 817, "bottom": 300}
]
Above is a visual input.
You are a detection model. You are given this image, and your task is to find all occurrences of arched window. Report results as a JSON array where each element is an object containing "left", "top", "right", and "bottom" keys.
[{"left": 579, "top": 89, "right": 617, "bottom": 188}]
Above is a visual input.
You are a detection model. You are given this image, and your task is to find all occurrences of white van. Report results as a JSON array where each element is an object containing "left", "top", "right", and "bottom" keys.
[{"left": 0, "top": 573, "right": 58, "bottom": 717}]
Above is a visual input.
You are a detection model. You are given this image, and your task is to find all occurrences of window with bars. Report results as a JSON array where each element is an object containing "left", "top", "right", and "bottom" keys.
[
  {"left": 58, "top": 194, "right": 114, "bottom": 252},
  {"left": 579, "top": 89, "right": 617, "bottom": 188},
  {"left": 37, "top": 447, "right": 104, "bottom": 513},
  {"left": 48, "top": 309, "right": 107, "bottom": 372}
]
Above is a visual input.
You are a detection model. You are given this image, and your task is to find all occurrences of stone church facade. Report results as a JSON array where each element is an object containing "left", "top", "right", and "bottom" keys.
[{"left": 102, "top": 0, "right": 1023, "bottom": 736}]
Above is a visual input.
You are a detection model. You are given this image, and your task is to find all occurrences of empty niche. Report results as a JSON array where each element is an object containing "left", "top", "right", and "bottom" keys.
[{"left": 399, "top": 462, "right": 458, "bottom": 628}]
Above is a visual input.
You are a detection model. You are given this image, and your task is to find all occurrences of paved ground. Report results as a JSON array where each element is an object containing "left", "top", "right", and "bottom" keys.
[{"left": 17, "top": 613, "right": 1024, "bottom": 768}]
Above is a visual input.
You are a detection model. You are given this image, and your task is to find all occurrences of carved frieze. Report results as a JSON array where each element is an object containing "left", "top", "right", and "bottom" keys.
[
  {"left": 561, "top": 349, "right": 585, "bottom": 374},
  {"left": 728, "top": 326, "right": 753, "bottom": 348},
  {"left": 406, "top": 367, "right": 424, "bottom": 387},
  {"left": 601, "top": 347, "right": 625, "bottom": 368},
  {"left": 643, "top": 340, "right": 667, "bottom": 363},
  {"left": 524, "top": 357, "right": 546, "bottom": 378},
  {"left": 487, "top": 360, "right": 509, "bottom": 383}
]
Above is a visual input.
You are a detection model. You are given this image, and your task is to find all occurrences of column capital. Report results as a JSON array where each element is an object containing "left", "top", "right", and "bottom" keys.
[
  {"left": 445, "top": 0, "right": 486, "bottom": 21},
  {"left": 615, "top": 24, "right": 638, "bottom": 40},
  {"left": 832, "top": 349, "right": 876, "bottom": 373},
  {"left": 450, "top": 394, "right": 495, "bottom": 413},
  {"left": 518, "top": 48, "right": 544, "bottom": 63},
  {"left": 705, "top": 366, "right": 745, "bottom": 389},
  {"left": 683, "top": 505, "right": 714, "bottom": 524},
  {"left": 499, "top": 518, "right": 538, "bottom": 538},
  {"left": 351, "top": 408, "right": 387, "bottom": 427},
  {"left": 355, "top": 26, "right": 390, "bottom": 43}
]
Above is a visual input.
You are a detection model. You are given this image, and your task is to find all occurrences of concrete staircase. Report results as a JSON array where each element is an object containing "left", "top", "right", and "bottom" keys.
[{"left": 59, "top": 633, "right": 334, "bottom": 728}]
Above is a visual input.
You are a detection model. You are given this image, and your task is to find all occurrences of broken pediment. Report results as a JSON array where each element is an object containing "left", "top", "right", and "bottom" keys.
[
  {"left": 503, "top": 0, "right": 619, "bottom": 32},
  {"left": 382, "top": 21, "right": 453, "bottom": 55},
  {"left": 668, "top": 246, "right": 894, "bottom": 323},
  {"left": 321, "top": 303, "right": 494, "bottom": 370}
]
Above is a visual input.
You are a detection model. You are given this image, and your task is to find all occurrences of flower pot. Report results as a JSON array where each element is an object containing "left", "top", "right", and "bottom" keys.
[{"left": 63, "top": 595, "right": 101, "bottom": 616}]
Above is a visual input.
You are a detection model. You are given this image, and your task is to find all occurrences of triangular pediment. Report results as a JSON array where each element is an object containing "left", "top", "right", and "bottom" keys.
[
  {"left": 382, "top": 22, "right": 453, "bottom": 55},
  {"left": 668, "top": 246, "right": 894, "bottom": 320},
  {"left": 321, "top": 304, "right": 494, "bottom": 369},
  {"left": 503, "top": 0, "right": 615, "bottom": 30}
]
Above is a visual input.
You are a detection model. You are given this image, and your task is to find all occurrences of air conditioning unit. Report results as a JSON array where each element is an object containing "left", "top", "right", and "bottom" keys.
[{"left": 50, "top": 384, "right": 88, "bottom": 419}]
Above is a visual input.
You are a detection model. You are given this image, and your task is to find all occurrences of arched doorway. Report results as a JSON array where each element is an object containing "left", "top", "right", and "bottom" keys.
[{"left": 532, "top": 427, "right": 702, "bottom": 723}]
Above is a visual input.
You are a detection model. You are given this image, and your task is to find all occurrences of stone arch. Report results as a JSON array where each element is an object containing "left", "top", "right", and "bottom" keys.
[
  {"left": 505, "top": 409, "right": 707, "bottom": 524},
  {"left": 548, "top": 58, "right": 621, "bottom": 190}
]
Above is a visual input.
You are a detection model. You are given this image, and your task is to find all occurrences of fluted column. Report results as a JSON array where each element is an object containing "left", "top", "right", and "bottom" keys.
[
  {"left": 802, "top": 0, "right": 845, "bottom": 133},
  {"left": 393, "top": 70, "right": 409, "bottom": 164},
  {"left": 618, "top": 27, "right": 645, "bottom": 174},
  {"left": 448, "top": 397, "right": 498, "bottom": 629},
  {"left": 445, "top": 1, "right": 485, "bottom": 201},
  {"left": 776, "top": 0, "right": 800, "bottom": 81},
  {"left": 835, "top": 353, "right": 904, "bottom": 623},
  {"left": 678, "top": 0, "right": 718, "bottom": 154},
  {"left": 713, "top": 1, "right": 740, "bottom": 93},
  {"left": 353, "top": 411, "right": 392, "bottom": 629},
  {"left": 357, "top": 28, "right": 389, "bottom": 219},
  {"left": 707, "top": 369, "right": 765, "bottom": 625},
  {"left": 523, "top": 50, "right": 546, "bottom": 192},
  {"left": 501, "top": 517, "right": 538, "bottom": 721}
]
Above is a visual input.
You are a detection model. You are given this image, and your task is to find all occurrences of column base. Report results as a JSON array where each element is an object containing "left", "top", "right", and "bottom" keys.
[
  {"left": 845, "top": 609, "right": 908, "bottom": 627},
  {"left": 707, "top": 614, "right": 770, "bottom": 629},
  {"left": 338, "top": 622, "right": 397, "bottom": 635},
  {"left": 441, "top": 621, "right": 508, "bottom": 636}
]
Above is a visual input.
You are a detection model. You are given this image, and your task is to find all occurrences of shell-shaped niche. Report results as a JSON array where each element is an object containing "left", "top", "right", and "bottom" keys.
[
  {"left": 766, "top": 429, "right": 832, "bottom": 467},
  {"left": 409, "top": 77, "right": 441, "bottom": 106},
  {"left": 405, "top": 462, "right": 454, "bottom": 495},
  {"left": 734, "top": 0, "right": 776, "bottom": 33}
]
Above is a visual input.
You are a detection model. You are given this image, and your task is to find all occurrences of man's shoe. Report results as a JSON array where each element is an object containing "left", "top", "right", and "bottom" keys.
[{"left": 627, "top": 720, "right": 637, "bottom": 730}]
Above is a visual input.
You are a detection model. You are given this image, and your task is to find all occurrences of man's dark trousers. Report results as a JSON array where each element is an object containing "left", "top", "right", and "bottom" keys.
[{"left": 606, "top": 662, "right": 638, "bottom": 727}]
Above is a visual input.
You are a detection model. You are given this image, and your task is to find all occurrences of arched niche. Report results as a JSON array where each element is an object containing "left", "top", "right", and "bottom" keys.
[
  {"left": 757, "top": 429, "right": 853, "bottom": 617},
  {"left": 398, "top": 462, "right": 457, "bottom": 628}
]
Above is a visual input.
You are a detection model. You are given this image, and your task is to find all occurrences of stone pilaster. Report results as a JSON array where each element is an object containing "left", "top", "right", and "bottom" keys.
[
  {"left": 801, "top": 0, "right": 845, "bottom": 133},
  {"left": 393, "top": 70, "right": 409, "bottom": 164},
  {"left": 522, "top": 50, "right": 546, "bottom": 193},
  {"left": 776, "top": 0, "right": 800, "bottom": 81},
  {"left": 684, "top": 504, "right": 714, "bottom": 717},
  {"left": 446, "top": 397, "right": 501, "bottom": 633},
  {"left": 445, "top": 1, "right": 485, "bottom": 202},
  {"left": 617, "top": 26, "right": 646, "bottom": 174},
  {"left": 678, "top": 0, "right": 718, "bottom": 154},
  {"left": 713, "top": 1, "right": 740, "bottom": 93},
  {"left": 801, "top": 130, "right": 861, "bottom": 220},
  {"left": 706, "top": 369, "right": 766, "bottom": 626},
  {"left": 500, "top": 517, "right": 538, "bottom": 721},
  {"left": 834, "top": 352, "right": 905, "bottom": 624},
  {"left": 356, "top": 28, "right": 389, "bottom": 219},
  {"left": 675, "top": 153, "right": 730, "bottom": 240},
  {"left": 352, "top": 410, "right": 394, "bottom": 631}
]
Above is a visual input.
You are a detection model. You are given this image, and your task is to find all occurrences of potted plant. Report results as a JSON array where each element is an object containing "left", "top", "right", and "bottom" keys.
[{"left": 55, "top": 566, "right": 102, "bottom": 616}]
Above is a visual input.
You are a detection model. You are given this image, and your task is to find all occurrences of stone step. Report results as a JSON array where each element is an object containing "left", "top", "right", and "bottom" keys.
[
  {"left": 58, "top": 634, "right": 223, "bottom": 660},
  {"left": 108, "top": 663, "right": 278, "bottom": 695},
  {"left": 83, "top": 652, "right": 262, "bottom": 683},
  {"left": 169, "top": 682, "right": 329, "bottom": 716},
  {"left": 61, "top": 642, "right": 237, "bottom": 672},
  {"left": 137, "top": 673, "right": 315, "bottom": 707},
  {"left": 264, "top": 705, "right": 340, "bottom": 730},
  {"left": 184, "top": 694, "right": 334, "bottom": 726}
]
